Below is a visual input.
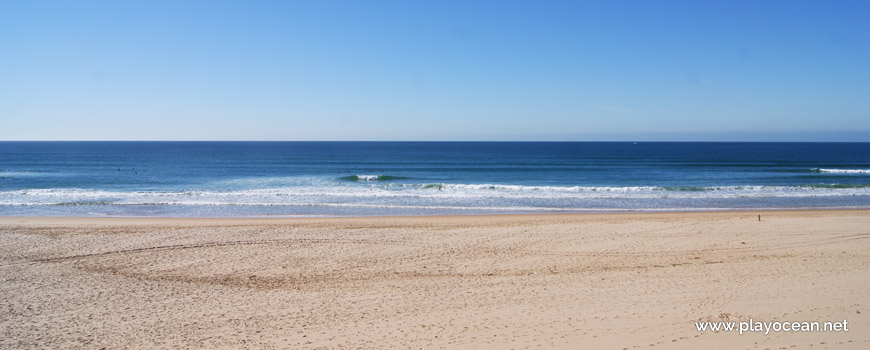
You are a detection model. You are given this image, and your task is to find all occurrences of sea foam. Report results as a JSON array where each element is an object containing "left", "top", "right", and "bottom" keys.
[
  {"left": 812, "top": 168, "right": 870, "bottom": 174},
  {"left": 3, "top": 184, "right": 870, "bottom": 207}
]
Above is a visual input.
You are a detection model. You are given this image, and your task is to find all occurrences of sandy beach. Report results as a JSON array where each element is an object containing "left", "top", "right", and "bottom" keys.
[{"left": 1, "top": 210, "right": 868, "bottom": 349}]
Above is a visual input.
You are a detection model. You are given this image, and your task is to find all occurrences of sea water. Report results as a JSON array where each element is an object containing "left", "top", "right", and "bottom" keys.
[{"left": 1, "top": 141, "right": 869, "bottom": 217}]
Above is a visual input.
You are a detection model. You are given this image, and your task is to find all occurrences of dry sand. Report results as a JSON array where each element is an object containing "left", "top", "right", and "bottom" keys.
[{"left": 1, "top": 210, "right": 868, "bottom": 349}]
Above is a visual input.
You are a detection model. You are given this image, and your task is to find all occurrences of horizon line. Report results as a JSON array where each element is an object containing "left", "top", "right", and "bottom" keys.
[{"left": 1, "top": 140, "right": 869, "bottom": 143}]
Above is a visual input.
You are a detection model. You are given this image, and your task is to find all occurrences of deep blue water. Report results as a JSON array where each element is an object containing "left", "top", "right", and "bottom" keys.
[{"left": 1, "top": 141, "right": 869, "bottom": 217}]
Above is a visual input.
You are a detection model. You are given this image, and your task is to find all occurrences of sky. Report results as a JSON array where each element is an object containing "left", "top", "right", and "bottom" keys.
[{"left": 1, "top": 0, "right": 869, "bottom": 141}]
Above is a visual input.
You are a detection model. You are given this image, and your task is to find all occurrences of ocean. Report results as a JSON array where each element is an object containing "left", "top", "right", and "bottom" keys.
[{"left": 1, "top": 141, "right": 869, "bottom": 217}]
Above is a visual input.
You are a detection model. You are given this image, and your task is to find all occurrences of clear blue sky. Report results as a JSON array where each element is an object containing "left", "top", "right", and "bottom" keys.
[{"left": 2, "top": 0, "right": 868, "bottom": 141}]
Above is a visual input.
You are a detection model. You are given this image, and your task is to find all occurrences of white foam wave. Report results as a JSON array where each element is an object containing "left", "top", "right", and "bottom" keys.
[
  {"left": 356, "top": 175, "right": 381, "bottom": 181},
  {"left": 2, "top": 184, "right": 869, "bottom": 208},
  {"left": 441, "top": 184, "right": 661, "bottom": 192},
  {"left": 812, "top": 168, "right": 870, "bottom": 174}
]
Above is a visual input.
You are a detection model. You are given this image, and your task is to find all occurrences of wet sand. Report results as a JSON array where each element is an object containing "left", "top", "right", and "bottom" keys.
[{"left": 1, "top": 210, "right": 868, "bottom": 349}]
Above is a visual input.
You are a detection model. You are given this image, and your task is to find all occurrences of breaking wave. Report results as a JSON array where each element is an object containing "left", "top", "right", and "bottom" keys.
[
  {"left": 2, "top": 183, "right": 869, "bottom": 208},
  {"left": 339, "top": 175, "right": 410, "bottom": 182},
  {"left": 811, "top": 168, "right": 870, "bottom": 174}
]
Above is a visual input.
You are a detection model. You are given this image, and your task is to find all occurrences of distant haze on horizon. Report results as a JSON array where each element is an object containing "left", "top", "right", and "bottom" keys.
[{"left": 2, "top": 0, "right": 869, "bottom": 142}]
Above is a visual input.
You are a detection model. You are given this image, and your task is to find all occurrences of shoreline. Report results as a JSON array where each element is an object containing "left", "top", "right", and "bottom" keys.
[{"left": 2, "top": 207, "right": 869, "bottom": 225}]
